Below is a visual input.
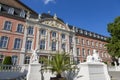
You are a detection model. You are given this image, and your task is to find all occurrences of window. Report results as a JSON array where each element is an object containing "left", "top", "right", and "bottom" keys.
[
  {"left": 0, "top": 54, "right": 4, "bottom": 64},
  {"left": 82, "top": 48, "right": 85, "bottom": 56},
  {"left": 17, "top": 24, "right": 24, "bottom": 33},
  {"left": 96, "top": 42, "right": 98, "bottom": 47},
  {"left": 93, "top": 34, "right": 96, "bottom": 37},
  {"left": 12, "top": 55, "right": 18, "bottom": 65},
  {"left": 24, "top": 56, "right": 30, "bottom": 64},
  {"left": 52, "top": 31, "right": 56, "bottom": 37},
  {"left": 87, "top": 49, "right": 90, "bottom": 55},
  {"left": 40, "top": 29, "right": 46, "bottom": 35},
  {"left": 40, "top": 40, "right": 45, "bottom": 50},
  {"left": 20, "top": 10, "right": 25, "bottom": 18},
  {"left": 61, "top": 43, "right": 65, "bottom": 51},
  {"left": 80, "top": 30, "right": 83, "bottom": 34},
  {"left": 14, "top": 38, "right": 21, "bottom": 49},
  {"left": 81, "top": 39, "right": 84, "bottom": 45},
  {"left": 85, "top": 31, "right": 88, "bottom": 35},
  {"left": 77, "top": 48, "right": 80, "bottom": 56},
  {"left": 8, "top": 8, "right": 14, "bottom": 15},
  {"left": 86, "top": 40, "right": 90, "bottom": 46},
  {"left": 76, "top": 38, "right": 79, "bottom": 44},
  {"left": 91, "top": 41, "right": 94, "bottom": 47},
  {"left": 4, "top": 21, "right": 12, "bottom": 31},
  {"left": 69, "top": 36, "right": 73, "bottom": 43},
  {"left": 61, "top": 34, "right": 65, "bottom": 39},
  {"left": 26, "top": 40, "right": 32, "bottom": 50},
  {"left": 89, "top": 33, "right": 92, "bottom": 36},
  {"left": 52, "top": 41, "right": 56, "bottom": 51},
  {"left": 0, "top": 4, "right": 2, "bottom": 11},
  {"left": 27, "top": 26, "right": 33, "bottom": 35},
  {"left": 0, "top": 36, "right": 8, "bottom": 48}
]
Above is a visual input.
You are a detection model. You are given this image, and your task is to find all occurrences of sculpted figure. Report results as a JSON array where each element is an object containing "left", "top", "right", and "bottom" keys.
[
  {"left": 92, "top": 49, "right": 101, "bottom": 62},
  {"left": 86, "top": 55, "right": 93, "bottom": 62},
  {"left": 30, "top": 49, "right": 39, "bottom": 64},
  {"left": 86, "top": 49, "right": 102, "bottom": 63}
]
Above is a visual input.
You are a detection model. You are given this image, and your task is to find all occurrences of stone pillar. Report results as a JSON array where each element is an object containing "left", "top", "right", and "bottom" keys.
[
  {"left": 27, "top": 64, "right": 41, "bottom": 80},
  {"left": 19, "top": 26, "right": 27, "bottom": 65},
  {"left": 35, "top": 28, "right": 40, "bottom": 49},
  {"left": 47, "top": 30, "right": 51, "bottom": 50},
  {"left": 58, "top": 32, "right": 61, "bottom": 52},
  {"left": 73, "top": 35, "right": 77, "bottom": 63},
  {"left": 74, "top": 62, "right": 111, "bottom": 80}
]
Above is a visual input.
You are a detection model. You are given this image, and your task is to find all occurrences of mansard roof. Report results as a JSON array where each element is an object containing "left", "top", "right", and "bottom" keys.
[
  {"left": 0, "top": 0, "right": 38, "bottom": 15},
  {"left": 41, "top": 13, "right": 64, "bottom": 23}
]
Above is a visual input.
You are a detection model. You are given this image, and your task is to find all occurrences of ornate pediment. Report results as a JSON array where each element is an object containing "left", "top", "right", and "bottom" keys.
[{"left": 41, "top": 20, "right": 69, "bottom": 31}]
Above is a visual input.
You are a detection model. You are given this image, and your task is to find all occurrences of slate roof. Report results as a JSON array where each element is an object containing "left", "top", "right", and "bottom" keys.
[{"left": 41, "top": 13, "right": 64, "bottom": 23}]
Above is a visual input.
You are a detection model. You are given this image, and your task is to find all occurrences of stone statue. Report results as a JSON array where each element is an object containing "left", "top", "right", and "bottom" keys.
[
  {"left": 86, "top": 49, "right": 102, "bottom": 62},
  {"left": 86, "top": 55, "right": 93, "bottom": 62},
  {"left": 30, "top": 49, "right": 39, "bottom": 64},
  {"left": 92, "top": 49, "right": 101, "bottom": 62}
]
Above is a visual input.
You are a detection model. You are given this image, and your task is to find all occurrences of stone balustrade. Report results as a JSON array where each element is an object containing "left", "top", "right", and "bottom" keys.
[
  {"left": 108, "top": 66, "right": 120, "bottom": 71},
  {"left": 0, "top": 65, "right": 22, "bottom": 72}
]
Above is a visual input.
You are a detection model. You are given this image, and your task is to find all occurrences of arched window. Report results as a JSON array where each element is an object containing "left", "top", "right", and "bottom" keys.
[
  {"left": 20, "top": 10, "right": 25, "bottom": 18},
  {"left": 40, "top": 29, "right": 46, "bottom": 35}
]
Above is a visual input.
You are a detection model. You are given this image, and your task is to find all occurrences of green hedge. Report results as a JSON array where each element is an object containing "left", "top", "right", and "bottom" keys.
[{"left": 2, "top": 56, "right": 12, "bottom": 65}]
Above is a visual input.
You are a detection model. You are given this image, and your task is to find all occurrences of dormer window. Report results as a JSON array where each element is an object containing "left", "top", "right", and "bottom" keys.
[
  {"left": 101, "top": 36, "right": 104, "bottom": 39},
  {"left": 93, "top": 34, "right": 96, "bottom": 37},
  {"left": 85, "top": 31, "right": 88, "bottom": 35},
  {"left": 97, "top": 35, "right": 100, "bottom": 38},
  {"left": 75, "top": 28, "right": 78, "bottom": 32},
  {"left": 8, "top": 8, "right": 14, "bottom": 15},
  {"left": 89, "top": 32, "right": 92, "bottom": 36},
  {"left": 20, "top": 10, "right": 25, "bottom": 18},
  {"left": 0, "top": 4, "right": 2, "bottom": 11},
  {"left": 80, "top": 30, "right": 83, "bottom": 34}
]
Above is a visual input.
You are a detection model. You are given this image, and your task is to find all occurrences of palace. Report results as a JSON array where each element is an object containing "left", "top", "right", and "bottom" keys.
[{"left": 0, "top": 0, "right": 111, "bottom": 65}]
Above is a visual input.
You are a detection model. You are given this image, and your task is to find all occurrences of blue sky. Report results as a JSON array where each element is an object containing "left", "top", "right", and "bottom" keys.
[{"left": 21, "top": 0, "right": 120, "bottom": 36}]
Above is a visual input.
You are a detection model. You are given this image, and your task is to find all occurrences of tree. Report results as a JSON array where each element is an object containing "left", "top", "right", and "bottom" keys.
[
  {"left": 106, "top": 16, "right": 120, "bottom": 57},
  {"left": 43, "top": 52, "right": 73, "bottom": 80},
  {"left": 2, "top": 56, "right": 12, "bottom": 65}
]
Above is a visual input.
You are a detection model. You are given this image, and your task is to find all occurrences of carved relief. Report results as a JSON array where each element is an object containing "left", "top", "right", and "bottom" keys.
[{"left": 41, "top": 20, "right": 67, "bottom": 30}]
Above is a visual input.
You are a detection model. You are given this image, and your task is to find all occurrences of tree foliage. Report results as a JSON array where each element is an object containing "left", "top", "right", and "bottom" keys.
[
  {"left": 106, "top": 16, "right": 120, "bottom": 57},
  {"left": 42, "top": 52, "right": 73, "bottom": 78},
  {"left": 2, "top": 56, "right": 12, "bottom": 65}
]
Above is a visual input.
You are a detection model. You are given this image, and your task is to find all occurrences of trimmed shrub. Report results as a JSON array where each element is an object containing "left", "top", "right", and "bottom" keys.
[{"left": 2, "top": 56, "right": 12, "bottom": 65}]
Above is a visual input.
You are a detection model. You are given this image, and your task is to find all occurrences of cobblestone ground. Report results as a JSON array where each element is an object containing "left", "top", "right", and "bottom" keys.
[{"left": 109, "top": 71, "right": 120, "bottom": 80}]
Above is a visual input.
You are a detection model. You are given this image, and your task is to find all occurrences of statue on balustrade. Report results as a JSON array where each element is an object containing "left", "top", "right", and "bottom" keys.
[
  {"left": 30, "top": 49, "right": 39, "bottom": 64},
  {"left": 87, "top": 49, "right": 102, "bottom": 63}
]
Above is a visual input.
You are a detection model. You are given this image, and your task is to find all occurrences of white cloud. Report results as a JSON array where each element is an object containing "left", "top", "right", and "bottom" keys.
[{"left": 43, "top": 0, "right": 55, "bottom": 4}]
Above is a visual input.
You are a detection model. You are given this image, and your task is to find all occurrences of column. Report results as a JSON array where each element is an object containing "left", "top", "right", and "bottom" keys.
[
  {"left": 58, "top": 32, "right": 61, "bottom": 52},
  {"left": 35, "top": 28, "right": 40, "bottom": 49},
  {"left": 47, "top": 30, "right": 51, "bottom": 50},
  {"left": 73, "top": 34, "right": 77, "bottom": 63},
  {"left": 19, "top": 25, "right": 27, "bottom": 65}
]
